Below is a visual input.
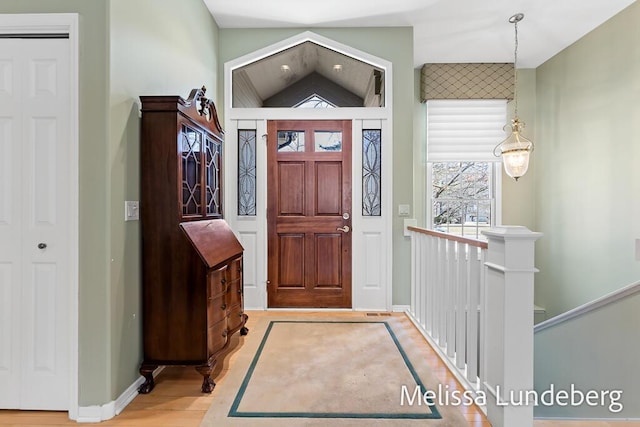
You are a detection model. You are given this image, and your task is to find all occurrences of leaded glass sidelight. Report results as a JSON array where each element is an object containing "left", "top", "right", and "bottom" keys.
[
  {"left": 238, "top": 130, "right": 257, "bottom": 216},
  {"left": 181, "top": 124, "right": 202, "bottom": 216},
  {"left": 362, "top": 129, "right": 381, "bottom": 216},
  {"left": 205, "top": 136, "right": 222, "bottom": 216}
]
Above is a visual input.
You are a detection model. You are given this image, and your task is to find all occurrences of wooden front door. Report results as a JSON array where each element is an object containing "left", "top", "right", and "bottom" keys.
[{"left": 267, "top": 120, "right": 352, "bottom": 308}]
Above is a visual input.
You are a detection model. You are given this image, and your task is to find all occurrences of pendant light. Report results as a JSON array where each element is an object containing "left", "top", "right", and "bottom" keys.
[{"left": 494, "top": 13, "right": 534, "bottom": 181}]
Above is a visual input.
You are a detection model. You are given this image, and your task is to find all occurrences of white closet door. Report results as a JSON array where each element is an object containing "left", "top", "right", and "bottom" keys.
[{"left": 0, "top": 37, "right": 71, "bottom": 410}]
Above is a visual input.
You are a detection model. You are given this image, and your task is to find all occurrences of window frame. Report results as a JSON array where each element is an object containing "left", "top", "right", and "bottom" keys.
[
  {"left": 426, "top": 161, "right": 502, "bottom": 239},
  {"left": 424, "top": 98, "right": 505, "bottom": 237}
]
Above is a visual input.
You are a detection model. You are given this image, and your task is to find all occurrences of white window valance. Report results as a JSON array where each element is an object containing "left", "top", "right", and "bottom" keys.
[{"left": 426, "top": 99, "right": 507, "bottom": 162}]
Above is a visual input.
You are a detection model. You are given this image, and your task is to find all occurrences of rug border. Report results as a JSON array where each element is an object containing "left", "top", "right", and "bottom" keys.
[{"left": 228, "top": 320, "right": 442, "bottom": 420}]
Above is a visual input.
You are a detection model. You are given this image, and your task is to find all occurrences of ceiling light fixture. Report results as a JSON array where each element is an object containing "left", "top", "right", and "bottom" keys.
[
  {"left": 280, "top": 64, "right": 291, "bottom": 73},
  {"left": 333, "top": 64, "right": 343, "bottom": 72},
  {"left": 494, "top": 13, "right": 534, "bottom": 181}
]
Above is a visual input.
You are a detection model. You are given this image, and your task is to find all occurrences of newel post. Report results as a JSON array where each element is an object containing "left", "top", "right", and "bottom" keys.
[{"left": 481, "top": 226, "right": 542, "bottom": 427}]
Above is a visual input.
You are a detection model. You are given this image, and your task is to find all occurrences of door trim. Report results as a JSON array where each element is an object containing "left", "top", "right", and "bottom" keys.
[
  {"left": 224, "top": 31, "right": 393, "bottom": 311},
  {"left": 0, "top": 13, "right": 79, "bottom": 419}
]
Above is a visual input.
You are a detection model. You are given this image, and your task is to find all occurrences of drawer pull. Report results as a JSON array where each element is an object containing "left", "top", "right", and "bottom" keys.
[
  {"left": 222, "top": 329, "right": 228, "bottom": 338},
  {"left": 221, "top": 278, "right": 226, "bottom": 285},
  {"left": 221, "top": 303, "right": 227, "bottom": 310}
]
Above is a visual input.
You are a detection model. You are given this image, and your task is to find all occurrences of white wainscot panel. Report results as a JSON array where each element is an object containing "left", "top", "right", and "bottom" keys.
[
  {"left": 0, "top": 118, "right": 12, "bottom": 225},
  {"left": 0, "top": 263, "right": 12, "bottom": 371},
  {"left": 239, "top": 232, "right": 257, "bottom": 289},
  {"left": 33, "top": 263, "right": 56, "bottom": 373},
  {"left": 238, "top": 231, "right": 262, "bottom": 309},
  {"left": 31, "top": 59, "right": 57, "bottom": 97},
  {"left": 0, "top": 60, "right": 11, "bottom": 96},
  {"left": 32, "top": 118, "right": 57, "bottom": 225},
  {"left": 364, "top": 232, "right": 382, "bottom": 290}
]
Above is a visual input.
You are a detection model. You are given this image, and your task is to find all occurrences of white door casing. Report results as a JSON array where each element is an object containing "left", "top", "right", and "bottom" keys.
[
  {"left": 223, "top": 32, "right": 393, "bottom": 311},
  {"left": 0, "top": 13, "right": 79, "bottom": 415}
]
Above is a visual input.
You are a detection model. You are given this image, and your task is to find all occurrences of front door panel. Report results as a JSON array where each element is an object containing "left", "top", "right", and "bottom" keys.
[{"left": 267, "top": 120, "right": 352, "bottom": 308}]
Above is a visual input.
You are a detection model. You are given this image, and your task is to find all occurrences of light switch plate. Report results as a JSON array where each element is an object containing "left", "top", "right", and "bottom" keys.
[
  {"left": 125, "top": 201, "right": 139, "bottom": 221},
  {"left": 398, "top": 204, "right": 411, "bottom": 217}
]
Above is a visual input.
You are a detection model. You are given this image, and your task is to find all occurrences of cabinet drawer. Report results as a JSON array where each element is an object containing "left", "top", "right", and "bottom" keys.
[
  {"left": 208, "top": 266, "right": 227, "bottom": 297},
  {"left": 227, "top": 307, "right": 244, "bottom": 332},
  {"left": 207, "top": 294, "right": 227, "bottom": 326},
  {"left": 207, "top": 318, "right": 228, "bottom": 355},
  {"left": 226, "top": 257, "right": 242, "bottom": 283},
  {"left": 226, "top": 278, "right": 242, "bottom": 308}
]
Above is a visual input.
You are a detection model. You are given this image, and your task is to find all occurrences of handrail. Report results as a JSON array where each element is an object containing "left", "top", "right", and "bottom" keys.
[
  {"left": 408, "top": 226, "right": 488, "bottom": 249},
  {"left": 535, "top": 280, "right": 640, "bottom": 333}
]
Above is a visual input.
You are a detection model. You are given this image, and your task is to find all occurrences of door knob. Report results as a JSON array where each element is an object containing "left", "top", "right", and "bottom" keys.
[
  {"left": 38, "top": 243, "right": 47, "bottom": 249},
  {"left": 337, "top": 225, "right": 350, "bottom": 233}
]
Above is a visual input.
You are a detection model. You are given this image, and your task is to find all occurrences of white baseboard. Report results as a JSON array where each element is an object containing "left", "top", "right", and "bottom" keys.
[
  {"left": 534, "top": 417, "right": 640, "bottom": 421},
  {"left": 76, "top": 366, "right": 164, "bottom": 423},
  {"left": 391, "top": 305, "right": 410, "bottom": 313}
]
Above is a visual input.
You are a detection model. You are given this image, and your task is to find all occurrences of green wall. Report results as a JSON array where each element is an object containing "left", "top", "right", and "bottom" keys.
[
  {"left": 534, "top": 1, "right": 640, "bottom": 318},
  {"left": 502, "top": 69, "right": 536, "bottom": 230},
  {"left": 109, "top": 0, "right": 220, "bottom": 401},
  {"left": 0, "top": 0, "right": 220, "bottom": 408},
  {"left": 218, "top": 27, "right": 415, "bottom": 306},
  {"left": 534, "top": 291, "right": 640, "bottom": 418},
  {"left": 0, "top": 0, "right": 111, "bottom": 406}
]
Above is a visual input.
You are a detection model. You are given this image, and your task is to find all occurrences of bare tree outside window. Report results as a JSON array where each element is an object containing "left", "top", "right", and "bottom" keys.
[{"left": 432, "top": 162, "right": 492, "bottom": 240}]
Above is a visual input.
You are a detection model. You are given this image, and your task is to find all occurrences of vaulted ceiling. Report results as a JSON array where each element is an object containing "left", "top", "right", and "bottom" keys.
[
  {"left": 204, "top": 0, "right": 636, "bottom": 68},
  {"left": 233, "top": 41, "right": 383, "bottom": 107}
]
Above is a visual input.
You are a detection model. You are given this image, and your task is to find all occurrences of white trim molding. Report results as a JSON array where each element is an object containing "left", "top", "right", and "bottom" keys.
[
  {"left": 76, "top": 368, "right": 164, "bottom": 423},
  {"left": 223, "top": 31, "right": 394, "bottom": 312},
  {"left": 535, "top": 280, "right": 640, "bottom": 333},
  {"left": 0, "top": 12, "right": 79, "bottom": 420}
]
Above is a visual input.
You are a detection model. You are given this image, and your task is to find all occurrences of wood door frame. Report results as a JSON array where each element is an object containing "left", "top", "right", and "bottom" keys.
[
  {"left": 0, "top": 13, "right": 80, "bottom": 418},
  {"left": 223, "top": 32, "right": 394, "bottom": 311},
  {"left": 266, "top": 120, "right": 353, "bottom": 308}
]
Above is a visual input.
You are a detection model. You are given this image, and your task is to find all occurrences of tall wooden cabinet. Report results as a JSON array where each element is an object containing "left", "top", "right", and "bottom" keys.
[{"left": 138, "top": 87, "right": 247, "bottom": 394}]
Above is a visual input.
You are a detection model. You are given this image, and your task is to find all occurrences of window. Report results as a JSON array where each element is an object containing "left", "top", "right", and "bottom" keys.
[
  {"left": 294, "top": 94, "right": 335, "bottom": 109},
  {"left": 426, "top": 100, "right": 506, "bottom": 239},
  {"left": 431, "top": 161, "right": 495, "bottom": 239}
]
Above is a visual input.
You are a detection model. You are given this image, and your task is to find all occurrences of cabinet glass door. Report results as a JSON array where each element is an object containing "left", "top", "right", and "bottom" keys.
[
  {"left": 205, "top": 136, "right": 222, "bottom": 217},
  {"left": 181, "top": 124, "right": 202, "bottom": 216}
]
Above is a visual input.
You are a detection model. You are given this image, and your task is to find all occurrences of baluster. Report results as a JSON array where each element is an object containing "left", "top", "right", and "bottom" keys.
[
  {"left": 446, "top": 239, "right": 456, "bottom": 358},
  {"left": 467, "top": 246, "right": 481, "bottom": 383},
  {"left": 410, "top": 231, "right": 417, "bottom": 318},
  {"left": 456, "top": 242, "right": 468, "bottom": 370},
  {"left": 425, "top": 235, "right": 434, "bottom": 332},
  {"left": 478, "top": 246, "right": 487, "bottom": 392}
]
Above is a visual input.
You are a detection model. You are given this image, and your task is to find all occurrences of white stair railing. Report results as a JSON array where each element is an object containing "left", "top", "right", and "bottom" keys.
[
  {"left": 408, "top": 227, "right": 487, "bottom": 393},
  {"left": 407, "top": 225, "right": 541, "bottom": 427}
]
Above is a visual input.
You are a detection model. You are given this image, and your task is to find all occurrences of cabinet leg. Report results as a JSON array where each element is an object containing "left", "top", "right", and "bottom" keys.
[
  {"left": 138, "top": 364, "right": 158, "bottom": 394},
  {"left": 195, "top": 363, "right": 216, "bottom": 393},
  {"left": 240, "top": 313, "right": 249, "bottom": 335}
]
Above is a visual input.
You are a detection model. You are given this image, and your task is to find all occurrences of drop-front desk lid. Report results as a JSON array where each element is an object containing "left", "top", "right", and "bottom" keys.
[{"left": 180, "top": 219, "right": 244, "bottom": 270}]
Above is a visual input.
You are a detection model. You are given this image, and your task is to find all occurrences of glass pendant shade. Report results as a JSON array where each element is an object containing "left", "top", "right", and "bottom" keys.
[{"left": 495, "top": 117, "right": 533, "bottom": 181}]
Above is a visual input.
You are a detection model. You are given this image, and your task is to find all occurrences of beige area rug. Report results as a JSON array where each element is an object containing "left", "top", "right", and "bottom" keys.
[{"left": 200, "top": 315, "right": 469, "bottom": 426}]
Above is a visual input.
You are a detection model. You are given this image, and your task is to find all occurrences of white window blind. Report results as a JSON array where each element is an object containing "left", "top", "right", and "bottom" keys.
[{"left": 426, "top": 99, "right": 507, "bottom": 162}]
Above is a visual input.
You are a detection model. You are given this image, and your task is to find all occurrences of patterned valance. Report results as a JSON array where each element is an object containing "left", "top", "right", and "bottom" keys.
[{"left": 420, "top": 63, "right": 514, "bottom": 102}]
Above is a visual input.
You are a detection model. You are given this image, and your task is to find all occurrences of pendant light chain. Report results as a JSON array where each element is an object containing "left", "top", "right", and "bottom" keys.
[{"left": 513, "top": 16, "right": 519, "bottom": 118}]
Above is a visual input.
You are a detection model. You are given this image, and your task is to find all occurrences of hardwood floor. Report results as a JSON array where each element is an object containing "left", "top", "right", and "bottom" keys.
[{"left": 0, "top": 311, "right": 637, "bottom": 426}]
